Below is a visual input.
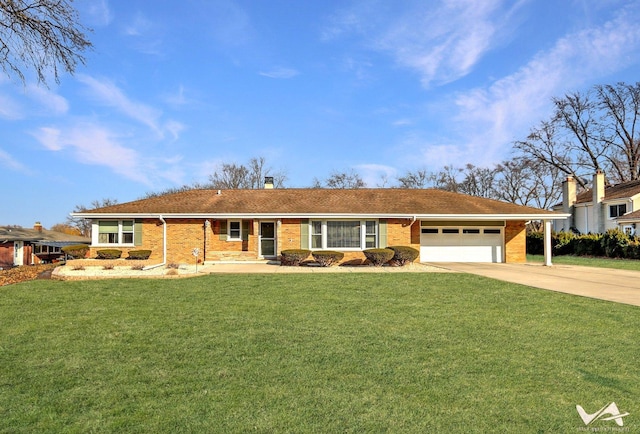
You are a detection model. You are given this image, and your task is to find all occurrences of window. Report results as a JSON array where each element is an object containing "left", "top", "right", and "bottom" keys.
[
  {"left": 421, "top": 228, "right": 438, "bottom": 234},
  {"left": 609, "top": 204, "right": 627, "bottom": 218},
  {"left": 442, "top": 228, "right": 459, "bottom": 234},
  {"left": 228, "top": 220, "right": 241, "bottom": 240},
  {"left": 97, "top": 220, "right": 135, "bottom": 245},
  {"left": 365, "top": 221, "right": 377, "bottom": 248},
  {"left": 484, "top": 229, "right": 501, "bottom": 234},
  {"left": 311, "top": 220, "right": 322, "bottom": 249},
  {"left": 310, "top": 220, "right": 377, "bottom": 250},
  {"left": 34, "top": 245, "right": 61, "bottom": 255},
  {"left": 463, "top": 229, "right": 480, "bottom": 234}
]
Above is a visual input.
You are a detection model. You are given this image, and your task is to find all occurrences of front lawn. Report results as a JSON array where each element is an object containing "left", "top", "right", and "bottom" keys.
[
  {"left": 1, "top": 274, "right": 638, "bottom": 433},
  {"left": 528, "top": 253, "right": 640, "bottom": 271}
]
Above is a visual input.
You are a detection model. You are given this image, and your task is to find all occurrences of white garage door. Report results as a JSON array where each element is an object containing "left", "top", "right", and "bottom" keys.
[{"left": 420, "top": 227, "right": 504, "bottom": 263}]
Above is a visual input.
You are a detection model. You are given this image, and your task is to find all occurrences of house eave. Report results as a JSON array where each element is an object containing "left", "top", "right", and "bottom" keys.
[{"left": 72, "top": 212, "right": 570, "bottom": 220}]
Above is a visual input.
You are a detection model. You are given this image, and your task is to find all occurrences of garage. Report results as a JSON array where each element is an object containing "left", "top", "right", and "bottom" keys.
[{"left": 420, "top": 221, "right": 504, "bottom": 263}]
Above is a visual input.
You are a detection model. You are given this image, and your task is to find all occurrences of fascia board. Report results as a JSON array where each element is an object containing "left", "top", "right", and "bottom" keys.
[{"left": 72, "top": 212, "right": 570, "bottom": 220}]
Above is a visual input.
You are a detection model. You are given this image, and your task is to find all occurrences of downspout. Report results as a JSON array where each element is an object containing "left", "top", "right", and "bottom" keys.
[{"left": 143, "top": 215, "right": 167, "bottom": 270}]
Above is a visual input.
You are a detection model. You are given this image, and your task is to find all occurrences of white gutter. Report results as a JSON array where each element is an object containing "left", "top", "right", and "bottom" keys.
[
  {"left": 143, "top": 215, "right": 166, "bottom": 270},
  {"left": 72, "top": 212, "right": 571, "bottom": 221}
]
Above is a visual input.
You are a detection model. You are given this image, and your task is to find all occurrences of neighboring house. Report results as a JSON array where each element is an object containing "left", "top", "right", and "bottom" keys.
[
  {"left": 0, "top": 222, "right": 90, "bottom": 269},
  {"left": 555, "top": 170, "right": 640, "bottom": 234},
  {"left": 72, "top": 185, "right": 567, "bottom": 265}
]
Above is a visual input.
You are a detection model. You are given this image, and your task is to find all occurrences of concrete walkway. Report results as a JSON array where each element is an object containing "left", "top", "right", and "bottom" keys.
[{"left": 434, "top": 262, "right": 640, "bottom": 307}]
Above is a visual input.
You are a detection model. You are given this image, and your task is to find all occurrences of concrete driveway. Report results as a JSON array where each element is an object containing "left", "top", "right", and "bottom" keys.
[{"left": 433, "top": 262, "right": 640, "bottom": 307}]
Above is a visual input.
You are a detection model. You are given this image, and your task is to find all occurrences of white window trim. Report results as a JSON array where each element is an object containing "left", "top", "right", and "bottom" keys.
[
  {"left": 227, "top": 220, "right": 242, "bottom": 241},
  {"left": 92, "top": 220, "right": 135, "bottom": 247},
  {"left": 608, "top": 203, "right": 628, "bottom": 219},
  {"left": 309, "top": 219, "right": 378, "bottom": 251}
]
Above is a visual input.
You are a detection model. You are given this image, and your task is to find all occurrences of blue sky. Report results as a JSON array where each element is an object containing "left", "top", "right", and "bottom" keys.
[{"left": 2, "top": 0, "right": 640, "bottom": 228}]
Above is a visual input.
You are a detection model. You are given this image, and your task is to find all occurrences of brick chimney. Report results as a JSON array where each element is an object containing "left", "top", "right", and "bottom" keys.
[
  {"left": 592, "top": 170, "right": 605, "bottom": 233},
  {"left": 562, "top": 176, "right": 576, "bottom": 232},
  {"left": 34, "top": 221, "right": 43, "bottom": 232}
]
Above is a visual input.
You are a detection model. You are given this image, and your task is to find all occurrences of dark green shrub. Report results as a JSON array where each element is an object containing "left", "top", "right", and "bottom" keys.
[
  {"left": 388, "top": 246, "right": 419, "bottom": 266},
  {"left": 61, "top": 244, "right": 89, "bottom": 259},
  {"left": 623, "top": 239, "right": 640, "bottom": 259},
  {"left": 311, "top": 251, "right": 344, "bottom": 267},
  {"left": 280, "top": 249, "right": 311, "bottom": 266},
  {"left": 127, "top": 250, "right": 152, "bottom": 260},
  {"left": 600, "top": 229, "right": 629, "bottom": 258},
  {"left": 96, "top": 249, "right": 122, "bottom": 260},
  {"left": 363, "top": 248, "right": 394, "bottom": 266},
  {"left": 553, "top": 231, "right": 576, "bottom": 256},
  {"left": 526, "top": 232, "right": 544, "bottom": 255},
  {"left": 573, "top": 233, "right": 604, "bottom": 257}
]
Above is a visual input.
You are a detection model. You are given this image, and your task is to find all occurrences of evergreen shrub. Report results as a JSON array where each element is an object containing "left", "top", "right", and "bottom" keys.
[
  {"left": 388, "top": 246, "right": 419, "bottom": 266},
  {"left": 96, "top": 249, "right": 122, "bottom": 260},
  {"left": 363, "top": 248, "right": 394, "bottom": 266},
  {"left": 311, "top": 251, "right": 344, "bottom": 267},
  {"left": 280, "top": 249, "right": 311, "bottom": 266},
  {"left": 61, "top": 244, "right": 89, "bottom": 259}
]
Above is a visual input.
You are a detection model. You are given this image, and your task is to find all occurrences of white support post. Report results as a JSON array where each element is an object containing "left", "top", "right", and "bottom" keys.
[{"left": 543, "top": 219, "right": 553, "bottom": 266}]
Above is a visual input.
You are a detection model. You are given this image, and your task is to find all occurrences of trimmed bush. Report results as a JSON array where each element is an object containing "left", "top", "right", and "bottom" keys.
[
  {"left": 388, "top": 246, "right": 419, "bottom": 266},
  {"left": 553, "top": 231, "right": 576, "bottom": 256},
  {"left": 363, "top": 248, "right": 394, "bottom": 267},
  {"left": 311, "top": 251, "right": 344, "bottom": 267},
  {"left": 280, "top": 249, "right": 311, "bottom": 266},
  {"left": 601, "top": 228, "right": 629, "bottom": 258},
  {"left": 127, "top": 250, "right": 152, "bottom": 260},
  {"left": 573, "top": 233, "right": 604, "bottom": 257},
  {"left": 61, "top": 244, "right": 89, "bottom": 259},
  {"left": 96, "top": 249, "right": 122, "bottom": 260},
  {"left": 526, "top": 232, "right": 544, "bottom": 255},
  {"left": 624, "top": 239, "right": 640, "bottom": 260}
]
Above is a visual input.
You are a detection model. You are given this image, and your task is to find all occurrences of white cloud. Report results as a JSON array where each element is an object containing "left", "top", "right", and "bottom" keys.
[
  {"left": 84, "top": 0, "right": 112, "bottom": 26},
  {"left": 26, "top": 85, "right": 69, "bottom": 115},
  {"left": 0, "top": 94, "right": 23, "bottom": 120},
  {"left": 324, "top": 0, "right": 517, "bottom": 87},
  {"left": 0, "top": 147, "right": 29, "bottom": 173},
  {"left": 76, "top": 74, "right": 182, "bottom": 140},
  {"left": 259, "top": 67, "right": 300, "bottom": 79},
  {"left": 32, "top": 124, "right": 149, "bottom": 184},
  {"left": 355, "top": 163, "right": 397, "bottom": 187},
  {"left": 451, "top": 3, "right": 640, "bottom": 163}
]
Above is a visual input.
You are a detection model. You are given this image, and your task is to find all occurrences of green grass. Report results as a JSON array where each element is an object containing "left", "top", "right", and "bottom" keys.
[
  {"left": 528, "top": 253, "right": 640, "bottom": 271},
  {"left": 1, "top": 274, "right": 638, "bottom": 433}
]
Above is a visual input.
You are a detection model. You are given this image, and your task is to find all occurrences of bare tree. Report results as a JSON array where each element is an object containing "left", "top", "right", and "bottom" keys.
[
  {"left": 208, "top": 156, "right": 287, "bottom": 189},
  {"left": 65, "top": 198, "right": 118, "bottom": 237},
  {"left": 0, "top": 0, "right": 92, "bottom": 85},
  {"left": 515, "top": 82, "right": 640, "bottom": 187},
  {"left": 456, "top": 164, "right": 498, "bottom": 198},
  {"left": 313, "top": 170, "right": 366, "bottom": 189},
  {"left": 494, "top": 158, "right": 562, "bottom": 209},
  {"left": 397, "top": 169, "right": 430, "bottom": 188},
  {"left": 431, "top": 166, "right": 462, "bottom": 192},
  {"left": 594, "top": 83, "right": 640, "bottom": 182}
]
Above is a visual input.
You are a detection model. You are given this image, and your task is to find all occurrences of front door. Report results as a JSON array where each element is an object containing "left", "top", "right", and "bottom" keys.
[
  {"left": 259, "top": 222, "right": 276, "bottom": 258},
  {"left": 14, "top": 241, "right": 23, "bottom": 266}
]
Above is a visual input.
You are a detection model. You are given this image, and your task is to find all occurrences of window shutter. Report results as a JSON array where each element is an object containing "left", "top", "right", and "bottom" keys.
[
  {"left": 219, "top": 221, "right": 228, "bottom": 241},
  {"left": 378, "top": 219, "right": 387, "bottom": 248},
  {"left": 242, "top": 221, "right": 250, "bottom": 241},
  {"left": 134, "top": 219, "right": 143, "bottom": 246},
  {"left": 300, "top": 219, "right": 309, "bottom": 249}
]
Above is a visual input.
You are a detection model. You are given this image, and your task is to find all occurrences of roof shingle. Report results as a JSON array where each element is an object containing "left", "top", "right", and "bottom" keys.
[{"left": 81, "top": 188, "right": 561, "bottom": 217}]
